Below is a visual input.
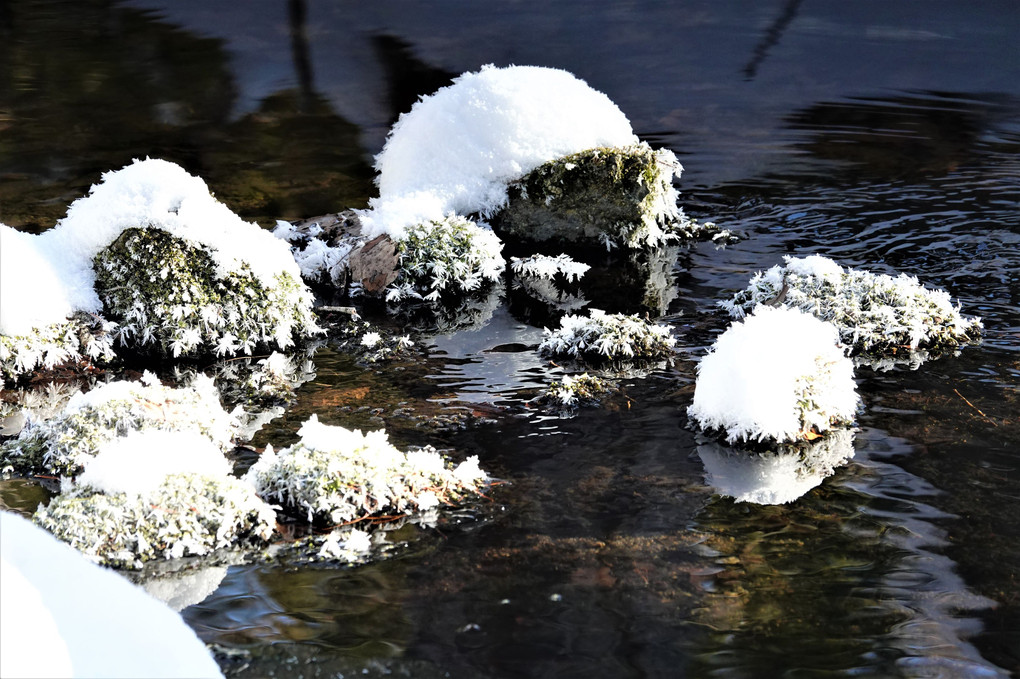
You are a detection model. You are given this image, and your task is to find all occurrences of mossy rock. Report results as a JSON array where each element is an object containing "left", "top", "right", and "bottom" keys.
[
  {"left": 492, "top": 143, "right": 689, "bottom": 249},
  {"left": 93, "top": 227, "right": 318, "bottom": 358}
]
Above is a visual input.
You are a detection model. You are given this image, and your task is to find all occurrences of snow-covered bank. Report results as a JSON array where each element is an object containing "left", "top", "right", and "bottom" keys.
[{"left": 0, "top": 511, "right": 224, "bottom": 678}]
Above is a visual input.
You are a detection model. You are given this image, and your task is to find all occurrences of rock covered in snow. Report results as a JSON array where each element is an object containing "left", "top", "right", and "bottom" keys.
[
  {"left": 688, "top": 306, "right": 860, "bottom": 444},
  {"left": 538, "top": 309, "right": 676, "bottom": 362},
  {"left": 0, "top": 511, "right": 225, "bottom": 679},
  {"left": 243, "top": 414, "right": 489, "bottom": 526},
  {"left": 360, "top": 64, "right": 638, "bottom": 238},
  {"left": 492, "top": 143, "right": 714, "bottom": 249},
  {"left": 721, "top": 254, "right": 983, "bottom": 359},
  {"left": 1, "top": 159, "right": 321, "bottom": 372},
  {"left": 0, "top": 374, "right": 238, "bottom": 478}
]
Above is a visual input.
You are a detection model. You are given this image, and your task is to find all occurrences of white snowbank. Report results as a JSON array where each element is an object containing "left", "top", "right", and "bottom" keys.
[
  {"left": 1, "top": 158, "right": 303, "bottom": 336},
  {"left": 697, "top": 429, "right": 856, "bottom": 504},
  {"left": 0, "top": 511, "right": 224, "bottom": 679},
  {"left": 361, "top": 64, "right": 639, "bottom": 238},
  {"left": 75, "top": 430, "right": 233, "bottom": 496},
  {"left": 688, "top": 306, "right": 859, "bottom": 443}
]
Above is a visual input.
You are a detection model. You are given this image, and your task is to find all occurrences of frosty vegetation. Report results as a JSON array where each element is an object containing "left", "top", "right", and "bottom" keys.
[
  {"left": 510, "top": 254, "right": 590, "bottom": 282},
  {"left": 37, "top": 467, "right": 277, "bottom": 569},
  {"left": 244, "top": 414, "right": 489, "bottom": 526},
  {"left": 386, "top": 215, "right": 504, "bottom": 303},
  {"left": 540, "top": 373, "right": 615, "bottom": 408},
  {"left": 0, "top": 312, "right": 117, "bottom": 384},
  {"left": 0, "top": 374, "right": 237, "bottom": 478},
  {"left": 539, "top": 309, "right": 676, "bottom": 362},
  {"left": 688, "top": 306, "right": 860, "bottom": 444},
  {"left": 721, "top": 255, "right": 983, "bottom": 357}
]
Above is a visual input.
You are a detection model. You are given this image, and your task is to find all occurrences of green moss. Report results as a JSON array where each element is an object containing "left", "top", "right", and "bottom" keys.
[
  {"left": 93, "top": 227, "right": 319, "bottom": 357},
  {"left": 492, "top": 143, "right": 717, "bottom": 249}
]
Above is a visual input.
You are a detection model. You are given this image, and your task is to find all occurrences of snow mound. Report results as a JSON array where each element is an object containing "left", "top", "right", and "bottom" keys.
[
  {"left": 688, "top": 306, "right": 859, "bottom": 444},
  {"left": 361, "top": 64, "right": 638, "bottom": 238},
  {"left": 0, "top": 511, "right": 224, "bottom": 678}
]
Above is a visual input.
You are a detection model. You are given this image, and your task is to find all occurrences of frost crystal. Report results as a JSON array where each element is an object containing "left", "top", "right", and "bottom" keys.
[
  {"left": 721, "top": 255, "right": 982, "bottom": 356},
  {"left": 510, "top": 254, "right": 590, "bottom": 282},
  {"left": 1, "top": 376, "right": 238, "bottom": 477},
  {"left": 538, "top": 309, "right": 676, "bottom": 362},
  {"left": 688, "top": 306, "right": 860, "bottom": 444},
  {"left": 244, "top": 414, "right": 489, "bottom": 526}
]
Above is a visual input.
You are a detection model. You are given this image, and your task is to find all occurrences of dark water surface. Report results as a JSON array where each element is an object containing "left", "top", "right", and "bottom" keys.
[{"left": 2, "top": 2, "right": 1019, "bottom": 677}]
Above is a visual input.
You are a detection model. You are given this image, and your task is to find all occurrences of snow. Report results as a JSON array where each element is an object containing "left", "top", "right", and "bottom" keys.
[
  {"left": 688, "top": 306, "right": 859, "bottom": 443},
  {"left": 361, "top": 64, "right": 639, "bottom": 238},
  {"left": 0, "top": 511, "right": 224, "bottom": 679},
  {"left": 1, "top": 158, "right": 302, "bottom": 336},
  {"left": 74, "top": 430, "right": 233, "bottom": 496}
]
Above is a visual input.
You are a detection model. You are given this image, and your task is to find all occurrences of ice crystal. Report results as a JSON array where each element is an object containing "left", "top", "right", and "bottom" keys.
[
  {"left": 688, "top": 306, "right": 860, "bottom": 444},
  {"left": 510, "top": 254, "right": 590, "bottom": 282},
  {"left": 720, "top": 255, "right": 982, "bottom": 355},
  {"left": 0, "top": 376, "right": 238, "bottom": 477},
  {"left": 538, "top": 309, "right": 676, "bottom": 362},
  {"left": 244, "top": 414, "right": 489, "bottom": 526}
]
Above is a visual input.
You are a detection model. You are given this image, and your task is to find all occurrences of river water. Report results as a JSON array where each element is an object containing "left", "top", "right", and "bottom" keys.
[{"left": 1, "top": 2, "right": 1018, "bottom": 677}]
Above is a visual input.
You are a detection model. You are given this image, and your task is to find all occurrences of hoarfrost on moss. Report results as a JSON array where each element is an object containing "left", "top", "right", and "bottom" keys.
[
  {"left": 386, "top": 215, "right": 504, "bottom": 303},
  {"left": 721, "top": 255, "right": 982, "bottom": 356},
  {"left": 0, "top": 375, "right": 238, "bottom": 477},
  {"left": 538, "top": 309, "right": 676, "bottom": 362},
  {"left": 244, "top": 414, "right": 490, "bottom": 526},
  {"left": 0, "top": 313, "right": 117, "bottom": 384},
  {"left": 540, "top": 373, "right": 615, "bottom": 408},
  {"left": 94, "top": 227, "right": 320, "bottom": 358},
  {"left": 34, "top": 472, "right": 277, "bottom": 569},
  {"left": 687, "top": 306, "right": 860, "bottom": 444},
  {"left": 495, "top": 143, "right": 716, "bottom": 250}
]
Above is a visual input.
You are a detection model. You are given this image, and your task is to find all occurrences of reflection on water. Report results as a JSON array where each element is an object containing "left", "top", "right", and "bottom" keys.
[
  {"left": 697, "top": 428, "right": 856, "bottom": 505},
  {"left": 4, "top": 2, "right": 1020, "bottom": 677}
]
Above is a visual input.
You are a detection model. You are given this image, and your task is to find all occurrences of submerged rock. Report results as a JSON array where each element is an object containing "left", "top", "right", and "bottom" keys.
[{"left": 492, "top": 143, "right": 717, "bottom": 249}]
